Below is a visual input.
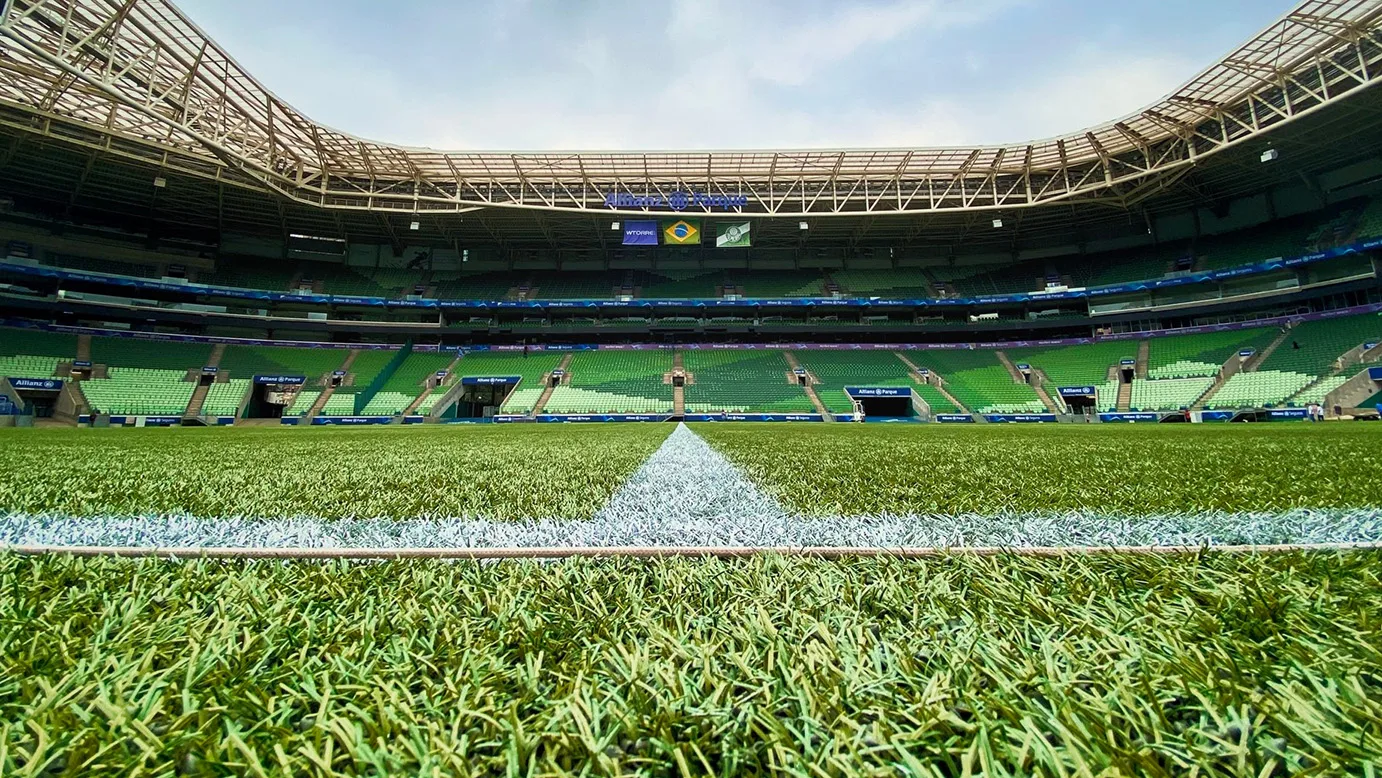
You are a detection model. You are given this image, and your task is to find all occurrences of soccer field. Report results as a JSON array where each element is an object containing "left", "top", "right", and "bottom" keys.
[{"left": 3, "top": 423, "right": 1382, "bottom": 773}]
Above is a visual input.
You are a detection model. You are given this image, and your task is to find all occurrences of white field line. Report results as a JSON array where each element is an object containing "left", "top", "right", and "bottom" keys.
[{"left": 4, "top": 424, "right": 1382, "bottom": 556}]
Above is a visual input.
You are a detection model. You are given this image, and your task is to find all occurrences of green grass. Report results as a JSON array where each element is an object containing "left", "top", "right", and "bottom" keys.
[
  {"left": 694, "top": 424, "right": 1382, "bottom": 515},
  {"left": 0, "top": 426, "right": 672, "bottom": 520},
  {"left": 1, "top": 551, "right": 1379, "bottom": 775}
]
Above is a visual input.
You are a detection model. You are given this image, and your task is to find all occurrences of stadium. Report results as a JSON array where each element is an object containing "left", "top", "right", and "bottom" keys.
[{"left": 1, "top": 0, "right": 1382, "bottom": 773}]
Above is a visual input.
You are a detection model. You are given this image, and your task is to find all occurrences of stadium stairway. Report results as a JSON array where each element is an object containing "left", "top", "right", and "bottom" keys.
[
  {"left": 996, "top": 351, "right": 1060, "bottom": 413},
  {"left": 893, "top": 352, "right": 973, "bottom": 416},
  {"left": 782, "top": 351, "right": 833, "bottom": 421},
  {"left": 182, "top": 343, "right": 228, "bottom": 418},
  {"left": 306, "top": 385, "right": 335, "bottom": 419},
  {"left": 404, "top": 352, "right": 463, "bottom": 416},
  {"left": 672, "top": 351, "right": 685, "bottom": 416},
  {"left": 528, "top": 353, "right": 574, "bottom": 417},
  {"left": 1192, "top": 350, "right": 1253, "bottom": 410},
  {"left": 1242, "top": 328, "right": 1293, "bottom": 372},
  {"left": 1116, "top": 382, "right": 1132, "bottom": 412},
  {"left": 1136, "top": 340, "right": 1150, "bottom": 378},
  {"left": 75, "top": 335, "right": 91, "bottom": 363}
]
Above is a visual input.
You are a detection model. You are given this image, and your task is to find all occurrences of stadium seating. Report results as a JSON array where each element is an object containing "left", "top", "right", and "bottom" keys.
[
  {"left": 682, "top": 350, "right": 815, "bottom": 413},
  {"left": 201, "top": 379, "right": 251, "bottom": 417},
  {"left": 1129, "top": 377, "right": 1215, "bottom": 411},
  {"left": 638, "top": 271, "right": 722, "bottom": 299},
  {"left": 92, "top": 336, "right": 211, "bottom": 371},
  {"left": 81, "top": 368, "right": 195, "bottom": 415},
  {"left": 217, "top": 345, "right": 352, "bottom": 382},
  {"left": 316, "top": 392, "right": 359, "bottom": 416},
  {"left": 1147, "top": 328, "right": 1280, "bottom": 379},
  {"left": 1259, "top": 315, "right": 1382, "bottom": 377},
  {"left": 1208, "top": 371, "right": 1314, "bottom": 409},
  {"left": 794, "top": 351, "right": 916, "bottom": 414},
  {"left": 360, "top": 351, "right": 454, "bottom": 416},
  {"left": 725, "top": 271, "right": 826, "bottom": 297},
  {"left": 431, "top": 272, "right": 525, "bottom": 300},
  {"left": 914, "top": 384, "right": 958, "bottom": 414},
  {"left": 544, "top": 351, "right": 673, "bottom": 414},
  {"left": 499, "top": 387, "right": 547, "bottom": 415},
  {"left": 1006, "top": 342, "right": 1134, "bottom": 387},
  {"left": 530, "top": 273, "right": 621, "bottom": 300},
  {"left": 0, "top": 329, "right": 75, "bottom": 380},
  {"left": 1095, "top": 380, "right": 1121, "bottom": 412},
  {"left": 907, "top": 351, "right": 1046, "bottom": 414},
  {"left": 832, "top": 269, "right": 933, "bottom": 297},
  {"left": 44, "top": 252, "right": 157, "bottom": 279},
  {"left": 283, "top": 390, "right": 320, "bottom": 417},
  {"left": 200, "top": 261, "right": 296, "bottom": 291}
]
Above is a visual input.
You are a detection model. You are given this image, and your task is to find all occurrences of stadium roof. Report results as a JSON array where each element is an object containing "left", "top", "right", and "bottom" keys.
[{"left": 0, "top": 0, "right": 1381, "bottom": 252}]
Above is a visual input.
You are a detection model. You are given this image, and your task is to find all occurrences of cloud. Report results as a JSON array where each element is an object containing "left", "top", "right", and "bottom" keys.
[{"left": 172, "top": 0, "right": 1256, "bottom": 152}]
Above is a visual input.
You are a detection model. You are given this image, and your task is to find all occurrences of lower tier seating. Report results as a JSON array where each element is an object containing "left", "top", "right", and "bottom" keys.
[
  {"left": 82, "top": 368, "right": 195, "bottom": 415},
  {"left": 1208, "top": 371, "right": 1314, "bottom": 409},
  {"left": 201, "top": 379, "right": 251, "bottom": 416},
  {"left": 681, "top": 350, "right": 814, "bottom": 413},
  {"left": 1129, "top": 377, "right": 1215, "bottom": 411}
]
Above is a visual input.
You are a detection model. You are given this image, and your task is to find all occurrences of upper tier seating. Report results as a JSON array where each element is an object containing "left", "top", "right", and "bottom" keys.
[
  {"left": 638, "top": 272, "right": 722, "bottom": 299},
  {"left": 681, "top": 350, "right": 815, "bottom": 414},
  {"left": 832, "top": 269, "right": 933, "bottom": 297},
  {"left": 544, "top": 351, "right": 673, "bottom": 414},
  {"left": 794, "top": 351, "right": 917, "bottom": 414},
  {"left": 906, "top": 350, "right": 1046, "bottom": 414},
  {"left": 530, "top": 273, "right": 622, "bottom": 300},
  {"left": 724, "top": 271, "right": 826, "bottom": 298},
  {"left": 431, "top": 272, "right": 526, "bottom": 300}
]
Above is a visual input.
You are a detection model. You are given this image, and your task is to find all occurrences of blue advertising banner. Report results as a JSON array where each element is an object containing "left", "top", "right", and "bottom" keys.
[
  {"left": 254, "top": 375, "right": 307, "bottom": 385},
  {"left": 403, "top": 416, "right": 425, "bottom": 424},
  {"left": 935, "top": 414, "right": 976, "bottom": 423},
  {"left": 202, "top": 366, "right": 219, "bottom": 374},
  {"left": 1239, "top": 350, "right": 1256, "bottom": 357},
  {"left": 1058, "top": 386, "right": 1097, "bottom": 397},
  {"left": 1266, "top": 409, "right": 1310, "bottom": 420},
  {"left": 622, "top": 221, "right": 660, "bottom": 246},
  {"left": 722, "top": 413, "right": 823, "bottom": 422},
  {"left": 535, "top": 414, "right": 670, "bottom": 423},
  {"left": 72, "top": 360, "right": 92, "bottom": 368},
  {"left": 6, "top": 377, "right": 62, "bottom": 390},
  {"left": 844, "top": 386, "right": 912, "bottom": 398},
  {"left": 460, "top": 376, "right": 522, "bottom": 386},
  {"left": 493, "top": 415, "right": 528, "bottom": 423},
  {"left": 1099, "top": 412, "right": 1162, "bottom": 423},
  {"left": 1120, "top": 359, "right": 1136, "bottom": 366},
  {"left": 279, "top": 417, "right": 300, "bottom": 426},
  {"left": 1199, "top": 410, "right": 1238, "bottom": 422},
  {"left": 985, "top": 413, "right": 1058, "bottom": 423},
  {"left": 310, "top": 416, "right": 393, "bottom": 426},
  {"left": 1369, "top": 367, "right": 1382, "bottom": 381}
]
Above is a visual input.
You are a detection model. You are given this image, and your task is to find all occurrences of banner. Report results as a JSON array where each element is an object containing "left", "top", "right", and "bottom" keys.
[
  {"left": 716, "top": 222, "right": 751, "bottom": 248},
  {"left": 844, "top": 387, "right": 911, "bottom": 398},
  {"left": 1057, "top": 386, "right": 1097, "bottom": 397},
  {"left": 622, "top": 220, "right": 659, "bottom": 246},
  {"left": 662, "top": 219, "right": 701, "bottom": 245}
]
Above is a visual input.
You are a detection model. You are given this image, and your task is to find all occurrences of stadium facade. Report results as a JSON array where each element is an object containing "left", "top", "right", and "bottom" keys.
[{"left": 1, "top": 0, "right": 1381, "bottom": 425}]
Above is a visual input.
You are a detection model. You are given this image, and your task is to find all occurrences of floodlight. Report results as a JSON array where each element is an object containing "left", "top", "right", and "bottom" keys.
[
  {"left": 799, "top": 221, "right": 809, "bottom": 230},
  {"left": 409, "top": 221, "right": 420, "bottom": 231},
  {"left": 153, "top": 177, "right": 167, "bottom": 188},
  {"left": 992, "top": 218, "right": 1004, "bottom": 228},
  {"left": 1261, "top": 148, "right": 1280, "bottom": 163}
]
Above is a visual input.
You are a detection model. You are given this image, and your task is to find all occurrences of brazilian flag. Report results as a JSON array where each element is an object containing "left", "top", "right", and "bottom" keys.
[{"left": 662, "top": 219, "right": 701, "bottom": 245}]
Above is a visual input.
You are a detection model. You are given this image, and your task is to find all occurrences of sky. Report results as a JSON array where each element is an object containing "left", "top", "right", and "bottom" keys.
[{"left": 176, "top": 0, "right": 1298, "bottom": 152}]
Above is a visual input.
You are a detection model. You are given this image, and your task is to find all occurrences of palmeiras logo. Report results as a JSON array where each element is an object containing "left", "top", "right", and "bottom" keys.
[{"left": 603, "top": 190, "right": 748, "bottom": 211}]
